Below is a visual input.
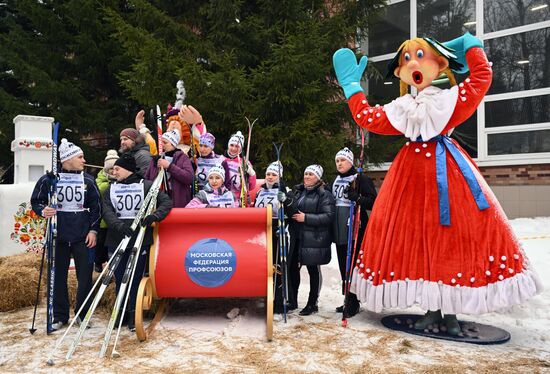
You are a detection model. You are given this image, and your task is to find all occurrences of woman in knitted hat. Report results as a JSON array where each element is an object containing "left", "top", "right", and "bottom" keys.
[
  {"left": 280, "top": 164, "right": 335, "bottom": 316},
  {"left": 185, "top": 165, "right": 236, "bottom": 208},
  {"left": 223, "top": 130, "right": 256, "bottom": 205},
  {"left": 196, "top": 132, "right": 230, "bottom": 191},
  {"left": 331, "top": 147, "right": 377, "bottom": 318},
  {"left": 254, "top": 161, "right": 288, "bottom": 314},
  {"left": 94, "top": 150, "right": 120, "bottom": 273},
  {"left": 145, "top": 129, "right": 194, "bottom": 208}
]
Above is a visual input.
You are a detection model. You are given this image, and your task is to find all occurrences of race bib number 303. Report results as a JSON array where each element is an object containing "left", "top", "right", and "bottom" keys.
[
  {"left": 57, "top": 173, "right": 85, "bottom": 212},
  {"left": 110, "top": 183, "right": 145, "bottom": 219}
]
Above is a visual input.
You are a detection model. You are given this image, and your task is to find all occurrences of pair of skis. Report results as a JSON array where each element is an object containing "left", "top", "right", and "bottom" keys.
[
  {"left": 29, "top": 122, "right": 60, "bottom": 335},
  {"left": 342, "top": 128, "right": 366, "bottom": 327},
  {"left": 238, "top": 117, "right": 257, "bottom": 207},
  {"left": 273, "top": 143, "right": 289, "bottom": 322},
  {"left": 46, "top": 170, "right": 165, "bottom": 365}
]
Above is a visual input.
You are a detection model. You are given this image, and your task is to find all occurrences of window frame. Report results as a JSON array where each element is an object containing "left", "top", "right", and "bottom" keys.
[{"left": 363, "top": 0, "right": 550, "bottom": 171}]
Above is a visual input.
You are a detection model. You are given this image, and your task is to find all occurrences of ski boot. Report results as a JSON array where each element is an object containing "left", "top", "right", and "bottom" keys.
[
  {"left": 343, "top": 294, "right": 360, "bottom": 318},
  {"left": 299, "top": 303, "right": 318, "bottom": 316},
  {"left": 127, "top": 310, "right": 136, "bottom": 332},
  {"left": 443, "top": 314, "right": 461, "bottom": 336},
  {"left": 414, "top": 310, "right": 442, "bottom": 330}
]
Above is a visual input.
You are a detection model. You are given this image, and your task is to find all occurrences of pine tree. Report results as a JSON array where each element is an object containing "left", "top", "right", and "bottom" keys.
[
  {"left": 103, "top": 0, "right": 387, "bottom": 183},
  {"left": 0, "top": 0, "right": 138, "bottom": 171}
]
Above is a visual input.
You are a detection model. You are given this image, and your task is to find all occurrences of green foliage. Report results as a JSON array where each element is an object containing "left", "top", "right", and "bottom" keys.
[
  {"left": 103, "top": 0, "right": 386, "bottom": 183},
  {"left": 1, "top": 0, "right": 392, "bottom": 184}
]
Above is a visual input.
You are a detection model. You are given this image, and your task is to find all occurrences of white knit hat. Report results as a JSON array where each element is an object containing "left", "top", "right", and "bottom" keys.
[
  {"left": 162, "top": 129, "right": 181, "bottom": 148},
  {"left": 335, "top": 147, "right": 354, "bottom": 164},
  {"left": 228, "top": 131, "right": 244, "bottom": 148},
  {"left": 103, "top": 149, "right": 119, "bottom": 172},
  {"left": 59, "top": 138, "right": 83, "bottom": 163},
  {"left": 304, "top": 164, "right": 323, "bottom": 180},
  {"left": 208, "top": 164, "right": 225, "bottom": 182},
  {"left": 266, "top": 161, "right": 283, "bottom": 176}
]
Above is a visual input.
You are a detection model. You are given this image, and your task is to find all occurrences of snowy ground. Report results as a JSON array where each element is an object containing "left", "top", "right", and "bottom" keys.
[{"left": 0, "top": 217, "right": 549, "bottom": 373}]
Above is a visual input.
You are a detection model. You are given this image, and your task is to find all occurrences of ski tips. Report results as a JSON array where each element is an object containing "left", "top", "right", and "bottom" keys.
[{"left": 342, "top": 319, "right": 348, "bottom": 328}]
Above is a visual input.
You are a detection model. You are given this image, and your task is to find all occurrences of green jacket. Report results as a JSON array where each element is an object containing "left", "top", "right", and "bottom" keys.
[{"left": 96, "top": 169, "right": 112, "bottom": 229}]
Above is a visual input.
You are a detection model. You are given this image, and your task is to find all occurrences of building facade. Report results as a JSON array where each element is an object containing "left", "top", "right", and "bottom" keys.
[{"left": 361, "top": 0, "right": 550, "bottom": 218}]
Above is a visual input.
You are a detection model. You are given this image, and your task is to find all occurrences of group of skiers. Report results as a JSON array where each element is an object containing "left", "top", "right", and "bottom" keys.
[{"left": 30, "top": 101, "right": 376, "bottom": 333}]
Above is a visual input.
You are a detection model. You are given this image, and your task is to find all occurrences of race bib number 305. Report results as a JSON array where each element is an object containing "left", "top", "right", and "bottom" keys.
[
  {"left": 110, "top": 183, "right": 145, "bottom": 219},
  {"left": 57, "top": 173, "right": 85, "bottom": 212}
]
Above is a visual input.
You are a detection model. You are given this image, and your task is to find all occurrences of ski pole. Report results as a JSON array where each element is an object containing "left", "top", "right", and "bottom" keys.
[
  {"left": 105, "top": 185, "right": 160, "bottom": 358},
  {"left": 29, "top": 225, "right": 49, "bottom": 334},
  {"left": 342, "top": 202, "right": 355, "bottom": 327},
  {"left": 45, "top": 235, "right": 130, "bottom": 365},
  {"left": 101, "top": 229, "right": 144, "bottom": 358},
  {"left": 110, "top": 224, "right": 150, "bottom": 358},
  {"left": 46, "top": 121, "right": 60, "bottom": 335},
  {"left": 46, "top": 171, "right": 164, "bottom": 364}
]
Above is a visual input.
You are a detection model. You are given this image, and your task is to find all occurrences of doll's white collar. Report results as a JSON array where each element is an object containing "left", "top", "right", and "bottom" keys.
[{"left": 384, "top": 85, "right": 459, "bottom": 141}]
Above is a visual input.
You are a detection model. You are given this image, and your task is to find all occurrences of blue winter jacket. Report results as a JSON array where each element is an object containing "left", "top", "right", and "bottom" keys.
[{"left": 31, "top": 169, "right": 102, "bottom": 244}]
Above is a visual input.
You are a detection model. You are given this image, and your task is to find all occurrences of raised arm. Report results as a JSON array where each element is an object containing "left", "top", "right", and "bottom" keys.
[
  {"left": 443, "top": 47, "right": 492, "bottom": 132},
  {"left": 333, "top": 48, "right": 402, "bottom": 135}
]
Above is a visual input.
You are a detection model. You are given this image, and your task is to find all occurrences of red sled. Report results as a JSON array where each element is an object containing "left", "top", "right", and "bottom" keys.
[{"left": 134, "top": 206, "right": 274, "bottom": 342}]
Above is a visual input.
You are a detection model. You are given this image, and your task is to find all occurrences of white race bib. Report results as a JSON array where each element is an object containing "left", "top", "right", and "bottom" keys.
[
  {"left": 205, "top": 190, "right": 235, "bottom": 208},
  {"left": 333, "top": 174, "right": 357, "bottom": 207},
  {"left": 226, "top": 161, "right": 241, "bottom": 191},
  {"left": 196, "top": 156, "right": 223, "bottom": 189},
  {"left": 56, "top": 173, "right": 85, "bottom": 212},
  {"left": 110, "top": 182, "right": 145, "bottom": 219},
  {"left": 255, "top": 188, "right": 279, "bottom": 218}
]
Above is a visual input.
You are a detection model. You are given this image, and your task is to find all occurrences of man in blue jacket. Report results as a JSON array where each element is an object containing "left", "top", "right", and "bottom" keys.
[{"left": 31, "top": 138, "right": 102, "bottom": 330}]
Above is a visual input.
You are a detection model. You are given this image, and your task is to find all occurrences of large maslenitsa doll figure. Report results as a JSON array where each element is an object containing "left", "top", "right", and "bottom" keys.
[{"left": 332, "top": 33, "right": 542, "bottom": 336}]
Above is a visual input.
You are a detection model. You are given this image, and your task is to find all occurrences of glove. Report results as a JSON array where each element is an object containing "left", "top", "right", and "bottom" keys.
[
  {"left": 443, "top": 32, "right": 483, "bottom": 74},
  {"left": 347, "top": 186, "right": 359, "bottom": 202},
  {"left": 141, "top": 214, "right": 157, "bottom": 227},
  {"left": 277, "top": 191, "right": 286, "bottom": 203},
  {"left": 46, "top": 170, "right": 57, "bottom": 181},
  {"left": 332, "top": 48, "right": 368, "bottom": 99},
  {"left": 119, "top": 224, "right": 134, "bottom": 238},
  {"left": 246, "top": 163, "right": 255, "bottom": 177}
]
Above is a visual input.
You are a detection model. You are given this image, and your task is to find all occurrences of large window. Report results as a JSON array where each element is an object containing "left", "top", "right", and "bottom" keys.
[{"left": 364, "top": 0, "right": 550, "bottom": 168}]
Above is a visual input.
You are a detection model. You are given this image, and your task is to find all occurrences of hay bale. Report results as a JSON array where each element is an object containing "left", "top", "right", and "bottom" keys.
[
  {"left": 0, "top": 252, "right": 118, "bottom": 313},
  {"left": 0, "top": 252, "right": 44, "bottom": 312}
]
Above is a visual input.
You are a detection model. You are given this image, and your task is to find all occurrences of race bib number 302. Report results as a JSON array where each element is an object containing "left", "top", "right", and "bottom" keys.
[
  {"left": 57, "top": 173, "right": 85, "bottom": 212},
  {"left": 110, "top": 183, "right": 145, "bottom": 219}
]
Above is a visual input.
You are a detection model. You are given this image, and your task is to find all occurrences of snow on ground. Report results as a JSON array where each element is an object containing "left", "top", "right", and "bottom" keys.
[{"left": 0, "top": 218, "right": 549, "bottom": 373}]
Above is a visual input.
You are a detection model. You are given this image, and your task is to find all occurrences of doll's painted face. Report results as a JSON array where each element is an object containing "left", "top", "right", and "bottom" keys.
[{"left": 394, "top": 40, "right": 449, "bottom": 92}]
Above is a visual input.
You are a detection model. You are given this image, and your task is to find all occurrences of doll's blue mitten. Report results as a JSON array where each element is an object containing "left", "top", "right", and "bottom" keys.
[{"left": 332, "top": 48, "right": 368, "bottom": 99}]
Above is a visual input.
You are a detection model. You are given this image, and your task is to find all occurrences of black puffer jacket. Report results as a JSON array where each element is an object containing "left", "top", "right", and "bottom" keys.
[
  {"left": 285, "top": 182, "right": 335, "bottom": 265},
  {"left": 102, "top": 173, "right": 172, "bottom": 248}
]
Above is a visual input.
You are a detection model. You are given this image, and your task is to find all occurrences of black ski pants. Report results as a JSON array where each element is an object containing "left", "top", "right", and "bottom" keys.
[
  {"left": 289, "top": 239, "right": 322, "bottom": 307},
  {"left": 108, "top": 244, "right": 148, "bottom": 313},
  {"left": 54, "top": 240, "right": 93, "bottom": 322}
]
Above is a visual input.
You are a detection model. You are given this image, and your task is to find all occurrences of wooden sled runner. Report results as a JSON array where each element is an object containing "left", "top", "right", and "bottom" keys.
[{"left": 135, "top": 207, "right": 274, "bottom": 342}]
